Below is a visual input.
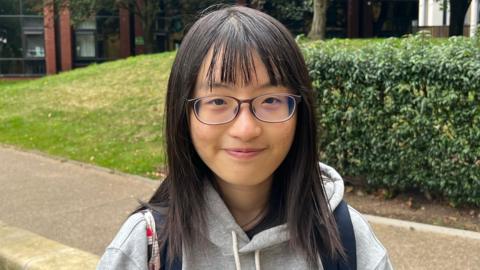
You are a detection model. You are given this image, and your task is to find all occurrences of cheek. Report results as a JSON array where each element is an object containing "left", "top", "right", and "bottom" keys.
[
  {"left": 283, "top": 119, "right": 297, "bottom": 155},
  {"left": 271, "top": 118, "right": 297, "bottom": 156},
  {"left": 282, "top": 117, "right": 297, "bottom": 144},
  {"left": 189, "top": 116, "right": 222, "bottom": 154},
  {"left": 190, "top": 118, "right": 207, "bottom": 148}
]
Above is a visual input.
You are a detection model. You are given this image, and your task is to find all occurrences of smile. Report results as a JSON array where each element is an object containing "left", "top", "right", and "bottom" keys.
[{"left": 224, "top": 148, "right": 265, "bottom": 159}]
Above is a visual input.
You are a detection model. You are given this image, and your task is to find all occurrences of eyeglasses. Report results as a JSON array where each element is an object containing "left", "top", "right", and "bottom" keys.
[{"left": 187, "top": 93, "right": 301, "bottom": 125}]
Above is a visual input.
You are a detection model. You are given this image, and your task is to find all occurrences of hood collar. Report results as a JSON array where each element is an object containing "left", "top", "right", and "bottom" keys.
[{"left": 202, "top": 162, "right": 345, "bottom": 256}]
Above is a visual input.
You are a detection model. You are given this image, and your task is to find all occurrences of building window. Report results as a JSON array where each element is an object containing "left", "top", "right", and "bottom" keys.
[
  {"left": 23, "top": 16, "right": 43, "bottom": 28},
  {"left": 74, "top": 14, "right": 120, "bottom": 66},
  {"left": 25, "top": 33, "right": 44, "bottom": 57},
  {"left": 0, "top": 17, "right": 23, "bottom": 58},
  {"left": 0, "top": 0, "right": 45, "bottom": 76},
  {"left": 76, "top": 33, "right": 96, "bottom": 57},
  {"left": 97, "top": 16, "right": 120, "bottom": 59},
  {"left": 75, "top": 21, "right": 96, "bottom": 59},
  {"left": 0, "top": 0, "right": 21, "bottom": 15}
]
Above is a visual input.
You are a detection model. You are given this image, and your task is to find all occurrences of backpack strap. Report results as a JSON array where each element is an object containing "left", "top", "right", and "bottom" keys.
[
  {"left": 320, "top": 200, "right": 357, "bottom": 270},
  {"left": 147, "top": 200, "right": 356, "bottom": 270},
  {"left": 141, "top": 209, "right": 161, "bottom": 270},
  {"left": 144, "top": 209, "right": 182, "bottom": 270}
]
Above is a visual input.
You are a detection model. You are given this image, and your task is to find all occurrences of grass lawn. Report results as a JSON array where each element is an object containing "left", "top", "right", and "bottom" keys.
[{"left": 0, "top": 52, "right": 175, "bottom": 178}]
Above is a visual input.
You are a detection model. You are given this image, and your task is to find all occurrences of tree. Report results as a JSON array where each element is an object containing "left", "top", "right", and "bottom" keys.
[
  {"left": 257, "top": 0, "right": 312, "bottom": 35},
  {"left": 448, "top": 0, "right": 472, "bottom": 36},
  {"left": 307, "top": 0, "right": 328, "bottom": 40},
  {"left": 436, "top": 0, "right": 472, "bottom": 36},
  {"left": 47, "top": 0, "right": 114, "bottom": 22},
  {"left": 116, "top": 0, "right": 161, "bottom": 53}
]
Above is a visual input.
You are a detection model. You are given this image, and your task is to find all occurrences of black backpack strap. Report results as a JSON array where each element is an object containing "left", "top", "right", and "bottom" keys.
[{"left": 320, "top": 200, "right": 357, "bottom": 270}]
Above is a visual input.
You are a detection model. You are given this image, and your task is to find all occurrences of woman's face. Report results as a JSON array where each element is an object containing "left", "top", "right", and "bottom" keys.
[{"left": 189, "top": 51, "right": 297, "bottom": 187}]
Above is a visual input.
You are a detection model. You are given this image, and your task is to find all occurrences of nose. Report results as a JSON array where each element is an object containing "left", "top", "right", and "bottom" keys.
[{"left": 228, "top": 103, "right": 262, "bottom": 141}]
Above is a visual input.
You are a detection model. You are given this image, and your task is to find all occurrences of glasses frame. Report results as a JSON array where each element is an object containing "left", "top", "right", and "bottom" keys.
[{"left": 186, "top": 93, "right": 302, "bottom": 125}]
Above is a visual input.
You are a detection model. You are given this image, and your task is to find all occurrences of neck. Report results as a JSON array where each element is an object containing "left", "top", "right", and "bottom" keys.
[{"left": 215, "top": 176, "right": 272, "bottom": 230}]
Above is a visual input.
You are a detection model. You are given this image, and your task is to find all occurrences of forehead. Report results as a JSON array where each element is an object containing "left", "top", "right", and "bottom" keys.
[{"left": 196, "top": 46, "right": 274, "bottom": 89}]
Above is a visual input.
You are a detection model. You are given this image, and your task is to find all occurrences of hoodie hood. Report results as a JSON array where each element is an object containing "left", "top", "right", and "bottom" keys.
[
  {"left": 181, "top": 162, "right": 345, "bottom": 270},
  {"left": 321, "top": 162, "right": 346, "bottom": 211}
]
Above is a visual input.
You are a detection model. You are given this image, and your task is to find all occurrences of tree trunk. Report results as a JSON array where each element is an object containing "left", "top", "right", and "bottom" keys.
[
  {"left": 449, "top": 0, "right": 471, "bottom": 36},
  {"left": 142, "top": 0, "right": 154, "bottom": 53},
  {"left": 142, "top": 22, "right": 154, "bottom": 53},
  {"left": 308, "top": 0, "right": 328, "bottom": 40},
  {"left": 133, "top": 0, "right": 158, "bottom": 54}
]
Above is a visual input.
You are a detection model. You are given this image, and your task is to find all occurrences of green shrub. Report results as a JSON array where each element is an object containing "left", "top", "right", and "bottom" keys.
[{"left": 302, "top": 36, "right": 480, "bottom": 206}]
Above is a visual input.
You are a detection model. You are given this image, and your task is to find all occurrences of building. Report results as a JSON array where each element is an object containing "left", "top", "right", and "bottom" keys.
[
  {"left": 1, "top": 0, "right": 479, "bottom": 77},
  {"left": 1, "top": 0, "right": 138, "bottom": 77},
  {"left": 325, "top": 0, "right": 479, "bottom": 38}
]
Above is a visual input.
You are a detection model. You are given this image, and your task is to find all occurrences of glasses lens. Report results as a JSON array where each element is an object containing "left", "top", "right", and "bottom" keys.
[
  {"left": 194, "top": 96, "right": 237, "bottom": 124},
  {"left": 252, "top": 94, "right": 296, "bottom": 122}
]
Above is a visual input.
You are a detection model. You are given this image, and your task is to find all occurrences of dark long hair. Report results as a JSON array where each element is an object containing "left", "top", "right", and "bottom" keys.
[{"left": 148, "top": 5, "right": 345, "bottom": 268}]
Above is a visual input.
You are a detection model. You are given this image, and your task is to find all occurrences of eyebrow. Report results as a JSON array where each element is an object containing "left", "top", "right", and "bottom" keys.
[{"left": 200, "top": 82, "right": 278, "bottom": 91}]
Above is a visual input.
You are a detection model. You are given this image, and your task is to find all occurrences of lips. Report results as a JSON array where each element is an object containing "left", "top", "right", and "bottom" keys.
[{"left": 224, "top": 148, "right": 265, "bottom": 159}]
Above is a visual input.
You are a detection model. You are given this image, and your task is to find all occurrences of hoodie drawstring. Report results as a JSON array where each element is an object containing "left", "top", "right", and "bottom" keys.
[
  {"left": 231, "top": 231, "right": 261, "bottom": 270},
  {"left": 254, "top": 250, "right": 261, "bottom": 270},
  {"left": 232, "top": 231, "right": 242, "bottom": 270}
]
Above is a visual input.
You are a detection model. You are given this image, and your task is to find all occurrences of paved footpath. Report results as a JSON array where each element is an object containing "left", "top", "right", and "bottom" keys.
[
  {"left": 1, "top": 146, "right": 479, "bottom": 269},
  {"left": 0, "top": 146, "right": 157, "bottom": 256}
]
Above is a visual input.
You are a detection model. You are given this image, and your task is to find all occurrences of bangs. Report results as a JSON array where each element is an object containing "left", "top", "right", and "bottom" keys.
[{"left": 203, "top": 13, "right": 289, "bottom": 89}]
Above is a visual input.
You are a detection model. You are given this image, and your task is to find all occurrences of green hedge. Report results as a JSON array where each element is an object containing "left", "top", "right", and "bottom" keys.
[{"left": 301, "top": 36, "right": 480, "bottom": 206}]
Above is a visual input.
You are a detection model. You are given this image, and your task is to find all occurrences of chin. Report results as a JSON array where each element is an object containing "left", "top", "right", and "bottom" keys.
[{"left": 215, "top": 172, "right": 272, "bottom": 187}]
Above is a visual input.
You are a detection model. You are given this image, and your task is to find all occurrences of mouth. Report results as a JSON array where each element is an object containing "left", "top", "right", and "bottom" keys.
[{"left": 224, "top": 148, "right": 266, "bottom": 159}]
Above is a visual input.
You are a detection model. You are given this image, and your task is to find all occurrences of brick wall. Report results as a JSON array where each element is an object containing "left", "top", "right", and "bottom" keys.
[
  {"left": 43, "top": 1, "right": 56, "bottom": 75},
  {"left": 60, "top": 3, "right": 73, "bottom": 71}
]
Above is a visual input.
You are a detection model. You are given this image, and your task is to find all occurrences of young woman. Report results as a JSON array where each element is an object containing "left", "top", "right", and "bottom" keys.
[{"left": 98, "top": 6, "right": 393, "bottom": 270}]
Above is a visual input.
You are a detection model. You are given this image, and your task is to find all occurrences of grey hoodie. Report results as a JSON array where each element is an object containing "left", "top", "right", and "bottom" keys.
[{"left": 97, "top": 163, "right": 393, "bottom": 270}]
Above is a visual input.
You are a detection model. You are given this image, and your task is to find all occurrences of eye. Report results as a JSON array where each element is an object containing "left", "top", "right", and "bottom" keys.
[
  {"left": 262, "top": 97, "right": 283, "bottom": 104},
  {"left": 206, "top": 98, "right": 227, "bottom": 106}
]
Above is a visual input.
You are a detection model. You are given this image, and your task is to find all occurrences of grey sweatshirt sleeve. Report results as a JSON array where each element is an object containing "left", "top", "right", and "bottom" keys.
[
  {"left": 97, "top": 213, "right": 149, "bottom": 270},
  {"left": 349, "top": 206, "right": 394, "bottom": 270}
]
